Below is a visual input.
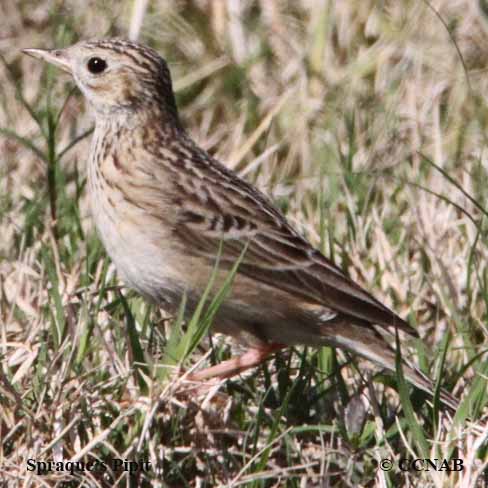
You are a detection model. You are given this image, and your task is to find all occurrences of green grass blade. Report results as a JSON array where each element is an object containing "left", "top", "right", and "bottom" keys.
[
  {"left": 119, "top": 291, "right": 149, "bottom": 393},
  {"left": 394, "top": 329, "right": 429, "bottom": 457}
]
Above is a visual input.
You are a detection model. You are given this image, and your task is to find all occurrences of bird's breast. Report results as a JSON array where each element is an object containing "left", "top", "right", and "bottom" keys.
[{"left": 87, "top": 133, "right": 185, "bottom": 307}]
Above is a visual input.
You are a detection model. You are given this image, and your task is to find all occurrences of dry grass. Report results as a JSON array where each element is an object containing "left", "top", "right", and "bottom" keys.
[{"left": 1, "top": 0, "right": 488, "bottom": 486}]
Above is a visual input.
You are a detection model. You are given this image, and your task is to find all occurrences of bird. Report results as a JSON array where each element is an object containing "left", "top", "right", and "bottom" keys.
[{"left": 22, "top": 38, "right": 458, "bottom": 409}]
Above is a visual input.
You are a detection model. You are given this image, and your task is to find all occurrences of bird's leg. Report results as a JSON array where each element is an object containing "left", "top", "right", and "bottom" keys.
[{"left": 187, "top": 343, "right": 286, "bottom": 382}]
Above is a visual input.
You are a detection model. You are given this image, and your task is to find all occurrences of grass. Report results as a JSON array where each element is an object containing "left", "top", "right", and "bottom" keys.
[{"left": 1, "top": 0, "right": 488, "bottom": 486}]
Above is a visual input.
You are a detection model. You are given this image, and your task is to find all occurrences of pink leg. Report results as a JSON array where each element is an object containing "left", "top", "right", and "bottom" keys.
[{"left": 187, "top": 343, "right": 286, "bottom": 382}]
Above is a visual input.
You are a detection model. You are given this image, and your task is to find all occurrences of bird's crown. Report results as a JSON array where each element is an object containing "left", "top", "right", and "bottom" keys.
[{"left": 24, "top": 38, "right": 180, "bottom": 123}]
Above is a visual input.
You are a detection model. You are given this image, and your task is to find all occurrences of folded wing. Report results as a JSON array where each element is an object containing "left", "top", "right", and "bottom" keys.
[{"left": 170, "top": 150, "right": 415, "bottom": 336}]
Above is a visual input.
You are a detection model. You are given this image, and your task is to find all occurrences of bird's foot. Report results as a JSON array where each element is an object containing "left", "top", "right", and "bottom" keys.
[
  {"left": 176, "top": 343, "right": 285, "bottom": 397},
  {"left": 186, "top": 343, "right": 286, "bottom": 382}
]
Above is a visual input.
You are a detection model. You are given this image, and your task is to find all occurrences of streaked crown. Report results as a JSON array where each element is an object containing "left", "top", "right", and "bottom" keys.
[{"left": 24, "top": 39, "right": 180, "bottom": 124}]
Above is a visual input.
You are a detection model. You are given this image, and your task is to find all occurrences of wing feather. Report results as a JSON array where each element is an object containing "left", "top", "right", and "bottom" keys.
[{"left": 168, "top": 144, "right": 415, "bottom": 336}]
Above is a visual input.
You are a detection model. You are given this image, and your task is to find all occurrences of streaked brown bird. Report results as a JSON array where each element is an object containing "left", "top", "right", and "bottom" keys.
[{"left": 23, "top": 39, "right": 457, "bottom": 409}]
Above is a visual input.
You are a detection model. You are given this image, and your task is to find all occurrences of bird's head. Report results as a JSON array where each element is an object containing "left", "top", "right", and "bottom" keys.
[{"left": 23, "top": 38, "right": 180, "bottom": 124}]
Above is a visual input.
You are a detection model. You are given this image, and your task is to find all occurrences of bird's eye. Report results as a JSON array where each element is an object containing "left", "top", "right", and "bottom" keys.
[{"left": 87, "top": 57, "right": 107, "bottom": 74}]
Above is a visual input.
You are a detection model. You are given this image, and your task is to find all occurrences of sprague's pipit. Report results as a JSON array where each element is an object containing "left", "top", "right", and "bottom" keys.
[{"left": 23, "top": 39, "right": 457, "bottom": 409}]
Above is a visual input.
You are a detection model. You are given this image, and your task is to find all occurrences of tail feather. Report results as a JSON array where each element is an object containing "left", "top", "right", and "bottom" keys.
[{"left": 319, "top": 320, "right": 459, "bottom": 411}]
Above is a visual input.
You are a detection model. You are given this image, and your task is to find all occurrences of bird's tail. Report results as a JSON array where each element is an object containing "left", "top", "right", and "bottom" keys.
[{"left": 319, "top": 320, "right": 459, "bottom": 411}]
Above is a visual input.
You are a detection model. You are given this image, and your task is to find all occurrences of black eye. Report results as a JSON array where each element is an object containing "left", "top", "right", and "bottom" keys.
[{"left": 87, "top": 57, "right": 107, "bottom": 74}]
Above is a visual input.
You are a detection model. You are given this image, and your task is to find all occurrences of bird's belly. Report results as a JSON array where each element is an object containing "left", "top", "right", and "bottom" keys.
[{"left": 89, "top": 185, "right": 184, "bottom": 308}]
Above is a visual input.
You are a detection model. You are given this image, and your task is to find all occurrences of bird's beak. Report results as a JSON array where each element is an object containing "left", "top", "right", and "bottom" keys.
[{"left": 22, "top": 48, "right": 72, "bottom": 74}]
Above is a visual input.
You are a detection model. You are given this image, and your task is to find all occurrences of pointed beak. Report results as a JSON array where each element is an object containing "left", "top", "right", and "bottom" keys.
[{"left": 22, "top": 48, "right": 72, "bottom": 73}]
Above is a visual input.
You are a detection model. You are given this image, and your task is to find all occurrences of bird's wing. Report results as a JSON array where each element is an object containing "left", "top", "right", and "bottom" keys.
[{"left": 168, "top": 146, "right": 414, "bottom": 336}]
